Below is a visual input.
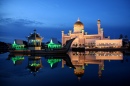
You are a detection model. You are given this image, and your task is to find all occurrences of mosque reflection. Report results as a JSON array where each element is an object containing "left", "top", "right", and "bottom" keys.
[
  {"left": 8, "top": 51, "right": 123, "bottom": 78},
  {"left": 66, "top": 51, "right": 123, "bottom": 79}
]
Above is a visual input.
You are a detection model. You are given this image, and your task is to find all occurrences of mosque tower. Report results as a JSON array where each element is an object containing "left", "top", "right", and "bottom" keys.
[{"left": 97, "top": 19, "right": 101, "bottom": 35}]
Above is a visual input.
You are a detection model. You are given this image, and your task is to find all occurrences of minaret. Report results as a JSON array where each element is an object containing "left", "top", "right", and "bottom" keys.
[
  {"left": 100, "top": 28, "right": 104, "bottom": 39},
  {"left": 69, "top": 30, "right": 72, "bottom": 35},
  {"left": 97, "top": 19, "right": 101, "bottom": 35},
  {"left": 61, "top": 30, "right": 64, "bottom": 47},
  {"left": 98, "top": 62, "right": 103, "bottom": 78},
  {"left": 62, "top": 59, "right": 65, "bottom": 68}
]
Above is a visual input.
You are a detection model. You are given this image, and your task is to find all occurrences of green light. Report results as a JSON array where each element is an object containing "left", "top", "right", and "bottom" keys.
[
  {"left": 47, "top": 59, "right": 61, "bottom": 68},
  {"left": 50, "top": 39, "right": 53, "bottom": 44},
  {"left": 13, "top": 41, "right": 16, "bottom": 44},
  {"left": 11, "top": 56, "right": 24, "bottom": 64},
  {"left": 29, "top": 60, "right": 41, "bottom": 67},
  {"left": 47, "top": 39, "right": 61, "bottom": 49},
  {"left": 30, "top": 63, "right": 40, "bottom": 67},
  {"left": 82, "top": 66, "right": 85, "bottom": 69},
  {"left": 12, "top": 41, "right": 26, "bottom": 50},
  {"left": 101, "top": 67, "right": 104, "bottom": 70}
]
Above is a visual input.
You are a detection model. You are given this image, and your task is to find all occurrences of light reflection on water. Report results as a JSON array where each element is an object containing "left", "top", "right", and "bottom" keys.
[{"left": 0, "top": 51, "right": 130, "bottom": 86}]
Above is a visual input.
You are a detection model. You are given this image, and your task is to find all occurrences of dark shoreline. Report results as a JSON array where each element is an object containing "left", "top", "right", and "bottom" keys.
[{"left": 9, "top": 47, "right": 130, "bottom": 53}]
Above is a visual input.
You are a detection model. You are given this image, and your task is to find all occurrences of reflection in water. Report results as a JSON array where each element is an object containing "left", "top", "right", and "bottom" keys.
[
  {"left": 7, "top": 51, "right": 123, "bottom": 78},
  {"left": 66, "top": 51, "right": 123, "bottom": 80},
  {"left": 7, "top": 55, "right": 24, "bottom": 65},
  {"left": 7, "top": 53, "right": 75, "bottom": 76},
  {"left": 47, "top": 58, "right": 61, "bottom": 68},
  {"left": 27, "top": 56, "right": 43, "bottom": 76}
]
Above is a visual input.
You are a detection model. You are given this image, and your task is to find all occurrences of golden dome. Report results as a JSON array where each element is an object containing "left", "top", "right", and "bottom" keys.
[
  {"left": 74, "top": 18, "right": 84, "bottom": 26},
  {"left": 74, "top": 72, "right": 84, "bottom": 80},
  {"left": 74, "top": 66, "right": 84, "bottom": 76}
]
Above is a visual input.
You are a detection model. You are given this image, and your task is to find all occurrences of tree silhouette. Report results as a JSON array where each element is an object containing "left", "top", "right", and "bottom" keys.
[
  {"left": 125, "top": 35, "right": 128, "bottom": 39},
  {"left": 119, "top": 34, "right": 123, "bottom": 39}
]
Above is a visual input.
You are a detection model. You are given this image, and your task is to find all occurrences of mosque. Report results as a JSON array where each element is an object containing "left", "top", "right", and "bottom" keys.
[{"left": 61, "top": 18, "right": 122, "bottom": 49}]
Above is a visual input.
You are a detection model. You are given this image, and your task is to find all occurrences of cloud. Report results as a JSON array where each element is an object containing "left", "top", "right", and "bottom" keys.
[
  {"left": 0, "top": 18, "right": 44, "bottom": 26},
  {"left": 0, "top": 18, "right": 45, "bottom": 43},
  {"left": 0, "top": 18, "right": 13, "bottom": 24},
  {"left": 14, "top": 19, "right": 44, "bottom": 26}
]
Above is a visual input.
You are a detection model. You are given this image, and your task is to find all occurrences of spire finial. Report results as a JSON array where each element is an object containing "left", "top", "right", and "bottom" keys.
[
  {"left": 97, "top": 19, "right": 101, "bottom": 24},
  {"left": 77, "top": 17, "right": 80, "bottom": 21},
  {"left": 78, "top": 77, "right": 81, "bottom": 81},
  {"left": 34, "top": 29, "right": 36, "bottom": 33}
]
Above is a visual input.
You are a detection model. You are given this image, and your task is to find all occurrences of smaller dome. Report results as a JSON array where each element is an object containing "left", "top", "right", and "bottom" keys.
[
  {"left": 29, "top": 33, "right": 41, "bottom": 38},
  {"left": 28, "top": 29, "right": 42, "bottom": 39}
]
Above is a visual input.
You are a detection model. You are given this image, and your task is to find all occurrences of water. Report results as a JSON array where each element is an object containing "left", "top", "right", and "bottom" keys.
[{"left": 0, "top": 51, "right": 130, "bottom": 86}]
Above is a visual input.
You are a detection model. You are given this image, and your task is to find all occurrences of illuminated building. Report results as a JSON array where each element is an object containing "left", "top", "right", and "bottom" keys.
[
  {"left": 7, "top": 54, "right": 25, "bottom": 65},
  {"left": 11, "top": 56, "right": 24, "bottom": 65},
  {"left": 47, "top": 38, "right": 61, "bottom": 49},
  {"left": 12, "top": 39, "right": 26, "bottom": 50},
  {"left": 62, "top": 51, "right": 123, "bottom": 79},
  {"left": 62, "top": 18, "right": 122, "bottom": 49},
  {"left": 27, "top": 56, "right": 43, "bottom": 75},
  {"left": 47, "top": 58, "right": 61, "bottom": 68},
  {"left": 27, "top": 29, "right": 43, "bottom": 50}
]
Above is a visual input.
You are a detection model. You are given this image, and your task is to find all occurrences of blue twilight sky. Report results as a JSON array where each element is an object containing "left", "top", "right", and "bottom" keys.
[{"left": 0, "top": 0, "right": 130, "bottom": 43}]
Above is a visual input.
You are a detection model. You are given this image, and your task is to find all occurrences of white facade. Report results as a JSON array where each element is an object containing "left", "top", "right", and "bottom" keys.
[
  {"left": 62, "top": 18, "right": 122, "bottom": 48},
  {"left": 95, "top": 39, "right": 122, "bottom": 48}
]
